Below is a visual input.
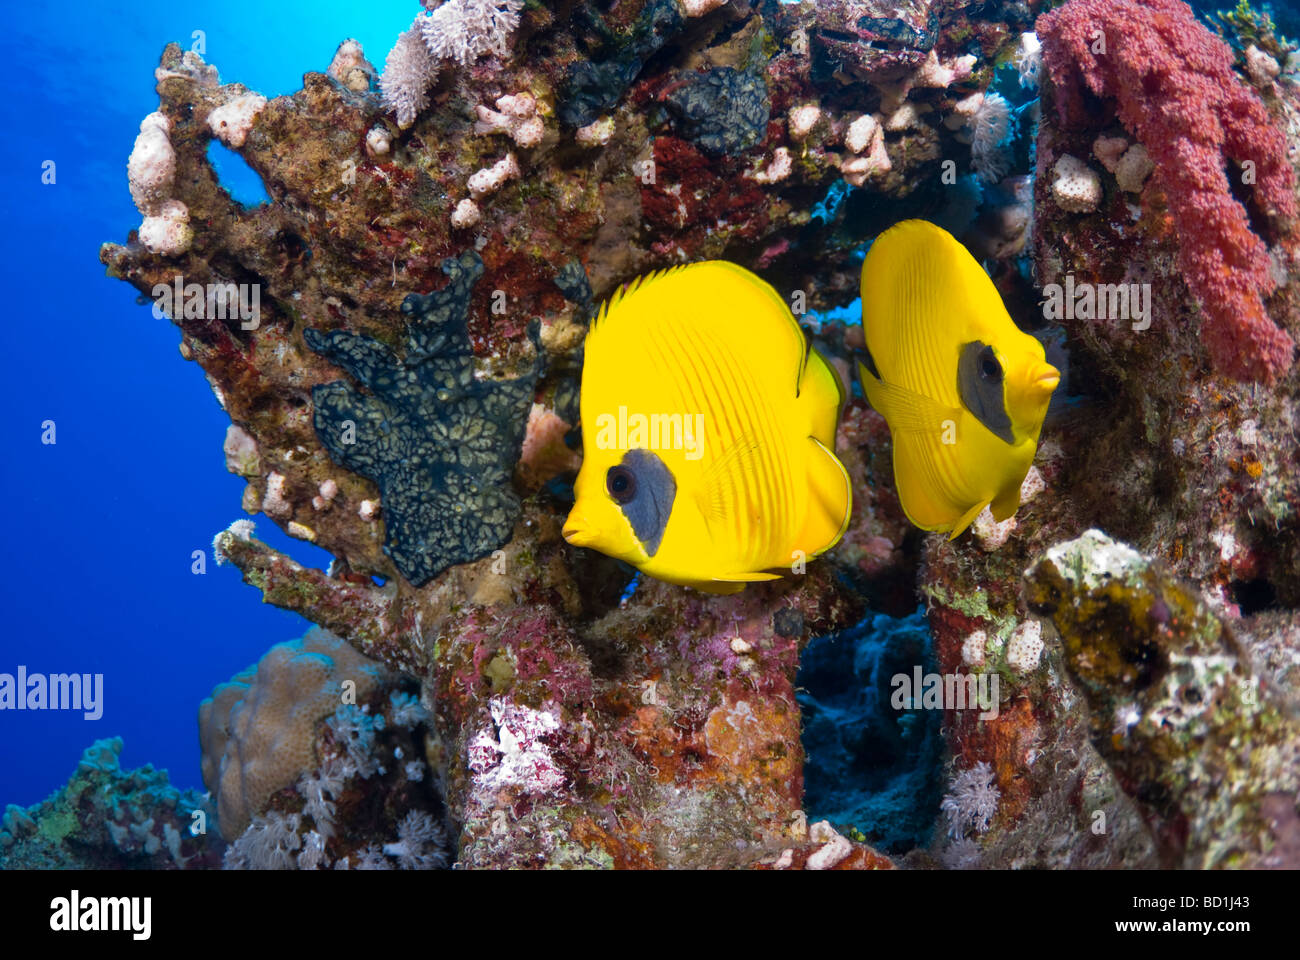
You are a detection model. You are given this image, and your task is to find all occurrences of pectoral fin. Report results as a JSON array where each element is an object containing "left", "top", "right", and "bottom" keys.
[
  {"left": 798, "top": 346, "right": 846, "bottom": 447},
  {"left": 859, "top": 362, "right": 962, "bottom": 437}
]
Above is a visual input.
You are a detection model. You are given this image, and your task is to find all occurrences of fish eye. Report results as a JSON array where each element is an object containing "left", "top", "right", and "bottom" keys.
[
  {"left": 979, "top": 346, "right": 1002, "bottom": 382},
  {"left": 606, "top": 465, "right": 637, "bottom": 504}
]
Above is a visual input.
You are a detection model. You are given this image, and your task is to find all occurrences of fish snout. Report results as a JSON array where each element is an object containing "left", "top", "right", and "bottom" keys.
[
  {"left": 562, "top": 511, "right": 597, "bottom": 547},
  {"left": 1030, "top": 362, "right": 1061, "bottom": 396}
]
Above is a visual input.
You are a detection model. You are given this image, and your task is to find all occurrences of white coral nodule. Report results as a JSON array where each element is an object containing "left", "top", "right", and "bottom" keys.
[
  {"left": 128, "top": 112, "right": 176, "bottom": 215},
  {"left": 207, "top": 93, "right": 268, "bottom": 149},
  {"left": 1004, "top": 620, "right": 1044, "bottom": 674},
  {"left": 467, "top": 153, "right": 520, "bottom": 199},
  {"left": 788, "top": 103, "right": 821, "bottom": 141},
  {"left": 138, "top": 199, "right": 193, "bottom": 257},
  {"left": 128, "top": 112, "right": 194, "bottom": 255},
  {"left": 840, "top": 114, "right": 891, "bottom": 187},
  {"left": 1051, "top": 154, "right": 1103, "bottom": 213},
  {"left": 475, "top": 91, "right": 544, "bottom": 148},
  {"left": 576, "top": 116, "right": 615, "bottom": 147}
]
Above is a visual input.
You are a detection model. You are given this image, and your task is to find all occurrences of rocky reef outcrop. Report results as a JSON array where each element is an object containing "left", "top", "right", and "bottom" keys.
[{"left": 93, "top": 0, "right": 1300, "bottom": 869}]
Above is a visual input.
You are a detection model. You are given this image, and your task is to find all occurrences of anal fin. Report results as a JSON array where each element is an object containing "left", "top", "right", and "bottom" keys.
[{"left": 948, "top": 499, "right": 991, "bottom": 540}]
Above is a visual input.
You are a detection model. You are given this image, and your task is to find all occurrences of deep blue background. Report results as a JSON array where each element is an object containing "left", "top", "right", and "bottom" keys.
[{"left": 1, "top": 1, "right": 415, "bottom": 808}]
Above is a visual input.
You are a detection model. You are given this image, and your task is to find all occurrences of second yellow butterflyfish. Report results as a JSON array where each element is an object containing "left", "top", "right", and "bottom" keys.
[{"left": 857, "top": 220, "right": 1059, "bottom": 538}]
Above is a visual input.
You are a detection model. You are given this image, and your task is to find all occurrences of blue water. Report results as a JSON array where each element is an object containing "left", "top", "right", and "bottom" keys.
[{"left": 1, "top": 1, "right": 416, "bottom": 808}]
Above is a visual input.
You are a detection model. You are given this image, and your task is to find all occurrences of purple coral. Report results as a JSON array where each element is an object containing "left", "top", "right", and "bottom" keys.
[{"left": 466, "top": 697, "right": 567, "bottom": 797}]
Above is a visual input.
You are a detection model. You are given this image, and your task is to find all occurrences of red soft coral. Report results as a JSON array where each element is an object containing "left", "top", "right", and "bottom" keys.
[{"left": 1038, "top": 0, "right": 1297, "bottom": 382}]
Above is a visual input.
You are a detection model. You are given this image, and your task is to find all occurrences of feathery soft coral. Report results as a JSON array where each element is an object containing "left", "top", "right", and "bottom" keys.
[
  {"left": 1037, "top": 0, "right": 1297, "bottom": 382},
  {"left": 380, "top": 23, "right": 437, "bottom": 129},
  {"left": 380, "top": 1, "right": 523, "bottom": 127}
]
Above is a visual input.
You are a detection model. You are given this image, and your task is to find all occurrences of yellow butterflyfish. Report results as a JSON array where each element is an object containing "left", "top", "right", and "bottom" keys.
[
  {"left": 562, "top": 261, "right": 852, "bottom": 594},
  {"left": 857, "top": 220, "right": 1059, "bottom": 538}
]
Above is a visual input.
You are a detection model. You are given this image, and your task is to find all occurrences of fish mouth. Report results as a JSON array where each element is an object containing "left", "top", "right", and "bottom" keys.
[
  {"left": 562, "top": 515, "right": 596, "bottom": 547},
  {"left": 1033, "top": 365, "right": 1061, "bottom": 393}
]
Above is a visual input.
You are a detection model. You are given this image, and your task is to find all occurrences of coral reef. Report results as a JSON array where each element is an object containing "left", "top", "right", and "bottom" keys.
[
  {"left": 0, "top": 738, "right": 222, "bottom": 869},
  {"left": 100, "top": 0, "right": 1044, "bottom": 869},
  {"left": 95, "top": 0, "right": 1300, "bottom": 871}
]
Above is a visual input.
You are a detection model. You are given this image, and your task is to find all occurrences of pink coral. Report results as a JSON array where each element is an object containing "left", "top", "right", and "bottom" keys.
[
  {"left": 1037, "top": 0, "right": 1297, "bottom": 382},
  {"left": 467, "top": 697, "right": 566, "bottom": 797}
]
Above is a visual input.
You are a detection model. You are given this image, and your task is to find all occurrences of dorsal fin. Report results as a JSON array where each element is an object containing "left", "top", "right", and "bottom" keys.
[
  {"left": 588, "top": 262, "right": 812, "bottom": 399},
  {"left": 590, "top": 265, "right": 692, "bottom": 332}
]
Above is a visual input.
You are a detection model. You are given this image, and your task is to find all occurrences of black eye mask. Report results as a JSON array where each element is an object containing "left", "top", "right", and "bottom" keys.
[
  {"left": 958, "top": 340, "right": 1014, "bottom": 445},
  {"left": 609, "top": 448, "right": 676, "bottom": 557}
]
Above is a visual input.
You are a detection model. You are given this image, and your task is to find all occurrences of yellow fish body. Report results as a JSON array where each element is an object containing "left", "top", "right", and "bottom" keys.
[
  {"left": 562, "top": 262, "right": 852, "bottom": 594},
  {"left": 857, "top": 220, "right": 1059, "bottom": 538}
]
